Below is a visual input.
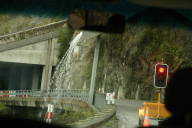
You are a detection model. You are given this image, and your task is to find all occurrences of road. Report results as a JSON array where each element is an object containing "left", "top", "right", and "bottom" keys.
[
  {"left": 116, "top": 99, "right": 144, "bottom": 128},
  {"left": 94, "top": 94, "right": 146, "bottom": 128}
]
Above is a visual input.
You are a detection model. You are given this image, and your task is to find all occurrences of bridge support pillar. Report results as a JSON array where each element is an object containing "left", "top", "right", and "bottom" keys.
[
  {"left": 88, "top": 36, "right": 100, "bottom": 105},
  {"left": 41, "top": 39, "right": 54, "bottom": 90}
]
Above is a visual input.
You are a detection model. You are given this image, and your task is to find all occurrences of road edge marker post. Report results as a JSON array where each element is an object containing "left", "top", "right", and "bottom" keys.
[
  {"left": 45, "top": 104, "right": 54, "bottom": 124},
  {"left": 112, "top": 92, "right": 115, "bottom": 104},
  {"left": 106, "top": 93, "right": 111, "bottom": 104}
]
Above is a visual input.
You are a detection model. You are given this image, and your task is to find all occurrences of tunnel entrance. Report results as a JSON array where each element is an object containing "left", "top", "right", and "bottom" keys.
[{"left": 0, "top": 62, "right": 43, "bottom": 90}]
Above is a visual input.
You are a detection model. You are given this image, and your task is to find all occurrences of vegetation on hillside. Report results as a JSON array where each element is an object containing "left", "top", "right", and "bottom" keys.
[
  {"left": 1, "top": 0, "right": 192, "bottom": 102},
  {"left": 53, "top": 108, "right": 95, "bottom": 125},
  {"left": 57, "top": 25, "right": 74, "bottom": 60},
  {"left": 0, "top": 103, "right": 11, "bottom": 116},
  {"left": 2, "top": 8, "right": 191, "bottom": 101},
  {"left": 94, "top": 8, "right": 192, "bottom": 100},
  {"left": 56, "top": 8, "right": 192, "bottom": 100}
]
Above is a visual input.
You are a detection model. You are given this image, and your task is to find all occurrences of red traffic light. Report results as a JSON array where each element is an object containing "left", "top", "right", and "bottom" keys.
[
  {"left": 159, "top": 67, "right": 165, "bottom": 73},
  {"left": 156, "top": 65, "right": 167, "bottom": 75},
  {"left": 154, "top": 63, "right": 169, "bottom": 88}
]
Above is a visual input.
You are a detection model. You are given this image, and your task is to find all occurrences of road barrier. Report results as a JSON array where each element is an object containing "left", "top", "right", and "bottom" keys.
[
  {"left": 0, "top": 91, "right": 17, "bottom": 97},
  {"left": 0, "top": 89, "right": 89, "bottom": 102},
  {"left": 106, "top": 92, "right": 115, "bottom": 105},
  {"left": 9, "top": 91, "right": 16, "bottom": 97},
  {"left": 45, "top": 104, "right": 54, "bottom": 124},
  {"left": 0, "top": 20, "right": 67, "bottom": 43}
]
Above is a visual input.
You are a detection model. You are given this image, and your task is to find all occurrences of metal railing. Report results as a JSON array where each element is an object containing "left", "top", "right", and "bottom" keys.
[
  {"left": 0, "top": 89, "right": 89, "bottom": 102},
  {"left": 0, "top": 89, "right": 117, "bottom": 128},
  {"left": 0, "top": 20, "right": 67, "bottom": 44}
]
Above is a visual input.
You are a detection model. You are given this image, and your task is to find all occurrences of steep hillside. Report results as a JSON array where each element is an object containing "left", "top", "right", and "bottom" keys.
[
  {"left": 1, "top": 7, "right": 192, "bottom": 101},
  {"left": 63, "top": 8, "right": 192, "bottom": 101},
  {"left": 97, "top": 8, "right": 192, "bottom": 100}
]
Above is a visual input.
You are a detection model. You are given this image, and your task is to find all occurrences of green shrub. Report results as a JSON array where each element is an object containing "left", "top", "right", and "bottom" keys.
[
  {"left": 57, "top": 26, "right": 74, "bottom": 60},
  {"left": 0, "top": 104, "right": 11, "bottom": 116}
]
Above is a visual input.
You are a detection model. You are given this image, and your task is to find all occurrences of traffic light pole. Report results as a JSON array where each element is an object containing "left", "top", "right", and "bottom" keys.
[{"left": 156, "top": 88, "right": 161, "bottom": 118}]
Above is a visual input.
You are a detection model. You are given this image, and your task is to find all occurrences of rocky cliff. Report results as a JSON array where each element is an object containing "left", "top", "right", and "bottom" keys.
[
  {"left": 1, "top": 8, "right": 192, "bottom": 101},
  {"left": 61, "top": 8, "right": 192, "bottom": 101}
]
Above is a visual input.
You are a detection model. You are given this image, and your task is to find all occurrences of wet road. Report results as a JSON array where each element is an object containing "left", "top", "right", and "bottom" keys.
[{"left": 116, "top": 99, "right": 144, "bottom": 128}]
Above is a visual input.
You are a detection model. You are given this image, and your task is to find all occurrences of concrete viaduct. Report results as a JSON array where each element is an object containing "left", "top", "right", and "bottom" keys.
[
  {"left": 0, "top": 20, "right": 67, "bottom": 91},
  {"left": 0, "top": 20, "right": 98, "bottom": 92}
]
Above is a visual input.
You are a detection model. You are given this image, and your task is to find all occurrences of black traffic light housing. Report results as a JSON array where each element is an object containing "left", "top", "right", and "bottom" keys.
[{"left": 154, "top": 63, "right": 169, "bottom": 88}]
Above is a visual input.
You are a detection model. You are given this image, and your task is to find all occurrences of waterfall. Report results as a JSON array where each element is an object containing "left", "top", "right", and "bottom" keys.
[
  {"left": 44, "top": 32, "right": 83, "bottom": 110},
  {"left": 50, "top": 32, "right": 83, "bottom": 91}
]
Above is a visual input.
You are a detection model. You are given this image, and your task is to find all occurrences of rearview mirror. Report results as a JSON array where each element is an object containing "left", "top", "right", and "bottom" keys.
[{"left": 68, "top": 9, "right": 125, "bottom": 33}]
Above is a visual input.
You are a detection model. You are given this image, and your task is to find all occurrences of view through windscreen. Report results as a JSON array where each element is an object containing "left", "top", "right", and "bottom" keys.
[{"left": 0, "top": 1, "right": 192, "bottom": 128}]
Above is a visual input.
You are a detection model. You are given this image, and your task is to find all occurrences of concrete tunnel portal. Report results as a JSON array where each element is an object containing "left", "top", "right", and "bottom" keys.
[{"left": 0, "top": 62, "right": 43, "bottom": 90}]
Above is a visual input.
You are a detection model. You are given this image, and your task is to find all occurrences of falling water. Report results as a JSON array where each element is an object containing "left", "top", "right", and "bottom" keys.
[
  {"left": 50, "top": 32, "right": 83, "bottom": 90},
  {"left": 46, "top": 32, "right": 84, "bottom": 108}
]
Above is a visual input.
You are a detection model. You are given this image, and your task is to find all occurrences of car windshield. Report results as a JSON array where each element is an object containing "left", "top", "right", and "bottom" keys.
[{"left": 0, "top": 0, "right": 192, "bottom": 128}]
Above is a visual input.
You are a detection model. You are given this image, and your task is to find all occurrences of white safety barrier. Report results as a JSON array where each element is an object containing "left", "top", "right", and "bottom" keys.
[
  {"left": 1, "top": 91, "right": 9, "bottom": 97},
  {"left": 0, "top": 90, "right": 31, "bottom": 97},
  {"left": 0, "top": 91, "right": 16, "bottom": 97},
  {"left": 0, "top": 89, "right": 89, "bottom": 102},
  {"left": 45, "top": 104, "right": 54, "bottom": 124},
  {"left": 106, "top": 92, "right": 115, "bottom": 105},
  {"left": 111, "top": 92, "right": 115, "bottom": 104},
  {"left": 106, "top": 93, "right": 111, "bottom": 104},
  {"left": 9, "top": 91, "right": 16, "bottom": 97}
]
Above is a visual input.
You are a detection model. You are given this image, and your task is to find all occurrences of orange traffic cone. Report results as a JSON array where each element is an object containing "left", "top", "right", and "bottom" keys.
[{"left": 143, "top": 107, "right": 150, "bottom": 127}]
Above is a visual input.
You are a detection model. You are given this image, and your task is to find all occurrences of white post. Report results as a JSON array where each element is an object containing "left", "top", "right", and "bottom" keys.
[
  {"left": 45, "top": 104, "right": 54, "bottom": 124},
  {"left": 111, "top": 92, "right": 115, "bottom": 104},
  {"left": 106, "top": 93, "right": 111, "bottom": 105}
]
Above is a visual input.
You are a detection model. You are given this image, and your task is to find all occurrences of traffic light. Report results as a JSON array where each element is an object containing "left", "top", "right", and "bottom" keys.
[{"left": 154, "top": 63, "right": 169, "bottom": 88}]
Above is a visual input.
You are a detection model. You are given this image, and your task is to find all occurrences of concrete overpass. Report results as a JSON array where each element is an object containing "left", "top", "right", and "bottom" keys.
[
  {"left": 0, "top": 20, "right": 66, "bottom": 91},
  {"left": 0, "top": 20, "right": 100, "bottom": 92}
]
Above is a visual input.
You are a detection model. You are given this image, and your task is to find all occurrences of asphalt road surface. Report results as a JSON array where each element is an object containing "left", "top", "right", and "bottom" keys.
[{"left": 116, "top": 99, "right": 144, "bottom": 128}]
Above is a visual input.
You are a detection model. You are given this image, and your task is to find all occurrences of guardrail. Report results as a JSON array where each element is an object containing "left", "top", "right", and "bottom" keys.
[
  {"left": 0, "top": 20, "right": 67, "bottom": 44},
  {"left": 0, "top": 89, "right": 117, "bottom": 128},
  {"left": 0, "top": 89, "right": 89, "bottom": 103},
  {"left": 0, "top": 31, "right": 59, "bottom": 52}
]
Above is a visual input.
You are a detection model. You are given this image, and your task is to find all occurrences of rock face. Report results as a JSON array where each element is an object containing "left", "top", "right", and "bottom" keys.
[
  {"left": 62, "top": 8, "right": 192, "bottom": 101},
  {"left": 96, "top": 8, "right": 192, "bottom": 101}
]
